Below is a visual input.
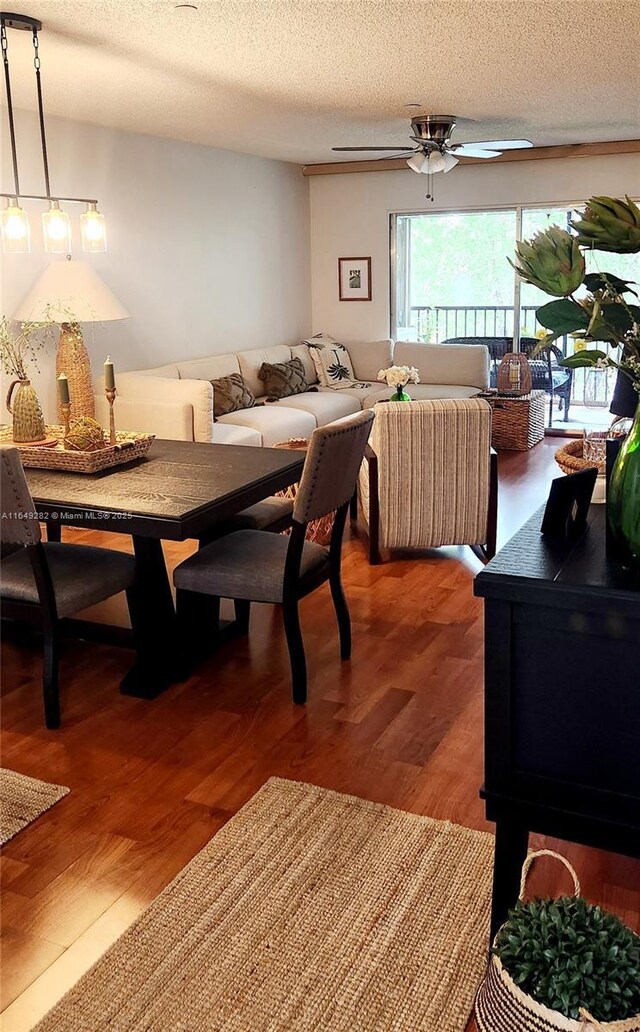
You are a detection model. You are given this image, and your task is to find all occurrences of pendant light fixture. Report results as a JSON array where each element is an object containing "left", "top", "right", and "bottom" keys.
[{"left": 1, "top": 11, "right": 107, "bottom": 254}]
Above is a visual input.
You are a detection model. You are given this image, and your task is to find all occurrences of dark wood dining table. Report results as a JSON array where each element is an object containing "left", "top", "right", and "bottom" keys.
[{"left": 24, "top": 439, "right": 305, "bottom": 699}]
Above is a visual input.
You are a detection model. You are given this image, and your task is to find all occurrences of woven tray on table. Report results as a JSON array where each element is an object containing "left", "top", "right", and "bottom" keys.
[
  {"left": 0, "top": 424, "right": 155, "bottom": 473},
  {"left": 274, "top": 439, "right": 333, "bottom": 545},
  {"left": 480, "top": 390, "right": 545, "bottom": 451}
]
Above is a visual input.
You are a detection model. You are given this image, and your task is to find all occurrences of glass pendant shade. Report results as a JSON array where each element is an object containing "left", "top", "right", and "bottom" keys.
[
  {"left": 42, "top": 200, "right": 72, "bottom": 253},
  {"left": 441, "top": 152, "right": 460, "bottom": 173},
  {"left": 406, "top": 152, "right": 429, "bottom": 173},
  {"left": 425, "top": 151, "right": 447, "bottom": 174},
  {"left": 80, "top": 203, "right": 107, "bottom": 252},
  {"left": 1, "top": 200, "right": 31, "bottom": 253}
]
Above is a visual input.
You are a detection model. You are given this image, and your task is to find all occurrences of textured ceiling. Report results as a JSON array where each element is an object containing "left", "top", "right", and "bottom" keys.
[{"left": 2, "top": 0, "right": 640, "bottom": 164}]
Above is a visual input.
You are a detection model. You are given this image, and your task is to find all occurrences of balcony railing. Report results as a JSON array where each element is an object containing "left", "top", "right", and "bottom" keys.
[
  {"left": 401, "top": 304, "right": 614, "bottom": 409},
  {"left": 405, "top": 304, "right": 541, "bottom": 343}
]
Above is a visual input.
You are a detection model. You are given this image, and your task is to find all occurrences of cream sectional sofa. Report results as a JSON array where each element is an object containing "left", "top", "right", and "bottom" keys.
[{"left": 95, "top": 338, "right": 489, "bottom": 447}]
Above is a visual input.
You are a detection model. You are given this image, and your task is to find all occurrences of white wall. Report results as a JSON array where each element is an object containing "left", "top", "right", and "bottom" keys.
[
  {"left": 1, "top": 110, "right": 310, "bottom": 419},
  {"left": 309, "top": 154, "right": 640, "bottom": 341}
]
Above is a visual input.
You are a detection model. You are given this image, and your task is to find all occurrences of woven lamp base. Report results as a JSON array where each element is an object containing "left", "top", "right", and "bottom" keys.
[{"left": 56, "top": 323, "right": 95, "bottom": 421}]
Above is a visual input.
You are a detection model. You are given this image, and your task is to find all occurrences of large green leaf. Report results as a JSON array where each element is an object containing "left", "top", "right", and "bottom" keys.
[
  {"left": 560, "top": 349, "right": 609, "bottom": 369},
  {"left": 583, "top": 272, "right": 638, "bottom": 296},
  {"left": 537, "top": 298, "right": 589, "bottom": 333},
  {"left": 601, "top": 302, "right": 640, "bottom": 331}
]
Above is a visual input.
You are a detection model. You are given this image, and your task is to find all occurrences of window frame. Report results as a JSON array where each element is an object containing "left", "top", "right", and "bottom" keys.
[{"left": 389, "top": 200, "right": 590, "bottom": 345}]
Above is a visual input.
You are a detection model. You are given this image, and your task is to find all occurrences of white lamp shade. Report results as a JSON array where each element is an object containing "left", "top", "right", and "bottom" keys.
[{"left": 12, "top": 259, "right": 129, "bottom": 323}]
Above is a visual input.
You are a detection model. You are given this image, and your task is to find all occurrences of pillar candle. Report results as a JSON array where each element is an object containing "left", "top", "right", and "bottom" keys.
[
  {"left": 57, "top": 372, "right": 70, "bottom": 405},
  {"left": 104, "top": 355, "right": 115, "bottom": 390}
]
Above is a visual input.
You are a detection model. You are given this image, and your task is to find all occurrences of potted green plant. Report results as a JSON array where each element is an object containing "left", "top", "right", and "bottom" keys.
[
  {"left": 475, "top": 850, "right": 640, "bottom": 1031},
  {"left": 510, "top": 196, "right": 640, "bottom": 568}
]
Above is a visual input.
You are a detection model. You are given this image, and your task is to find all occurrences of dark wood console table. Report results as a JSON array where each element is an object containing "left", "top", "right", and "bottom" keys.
[{"left": 475, "top": 505, "right": 640, "bottom": 937}]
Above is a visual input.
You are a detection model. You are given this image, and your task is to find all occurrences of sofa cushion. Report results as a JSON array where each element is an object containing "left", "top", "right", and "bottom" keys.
[
  {"left": 216, "top": 404, "right": 316, "bottom": 447},
  {"left": 290, "top": 344, "right": 318, "bottom": 386},
  {"left": 259, "top": 357, "right": 309, "bottom": 401},
  {"left": 210, "top": 423, "right": 261, "bottom": 447},
  {"left": 344, "top": 339, "right": 394, "bottom": 382},
  {"left": 393, "top": 342, "right": 490, "bottom": 390},
  {"left": 237, "top": 346, "right": 292, "bottom": 399},
  {"left": 271, "top": 390, "right": 361, "bottom": 426},
  {"left": 361, "top": 383, "right": 482, "bottom": 407},
  {"left": 317, "top": 384, "right": 376, "bottom": 407},
  {"left": 175, "top": 354, "right": 240, "bottom": 381},
  {"left": 211, "top": 372, "right": 256, "bottom": 418},
  {"left": 128, "top": 363, "right": 180, "bottom": 379}
]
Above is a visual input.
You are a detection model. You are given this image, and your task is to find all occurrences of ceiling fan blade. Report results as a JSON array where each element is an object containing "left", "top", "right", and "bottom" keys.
[
  {"left": 452, "top": 145, "right": 502, "bottom": 158},
  {"left": 331, "top": 146, "right": 413, "bottom": 152},
  {"left": 375, "top": 150, "right": 418, "bottom": 160},
  {"left": 452, "top": 139, "right": 533, "bottom": 151}
]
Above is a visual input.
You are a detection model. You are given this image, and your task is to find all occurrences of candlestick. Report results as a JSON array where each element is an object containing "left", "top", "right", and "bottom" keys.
[
  {"left": 57, "top": 372, "right": 70, "bottom": 405},
  {"left": 105, "top": 387, "right": 117, "bottom": 445},
  {"left": 104, "top": 355, "right": 115, "bottom": 391},
  {"left": 60, "top": 402, "right": 71, "bottom": 448}
]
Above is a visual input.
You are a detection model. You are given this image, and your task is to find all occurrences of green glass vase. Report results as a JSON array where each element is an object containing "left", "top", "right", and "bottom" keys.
[
  {"left": 607, "top": 398, "right": 640, "bottom": 569},
  {"left": 390, "top": 387, "right": 411, "bottom": 401}
]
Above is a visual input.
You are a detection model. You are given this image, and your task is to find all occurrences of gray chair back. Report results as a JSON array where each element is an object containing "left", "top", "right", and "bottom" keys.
[
  {"left": 0, "top": 446, "right": 41, "bottom": 545},
  {"left": 293, "top": 411, "right": 374, "bottom": 524}
]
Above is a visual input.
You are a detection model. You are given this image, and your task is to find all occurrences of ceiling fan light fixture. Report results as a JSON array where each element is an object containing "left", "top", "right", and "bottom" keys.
[
  {"left": 424, "top": 151, "right": 447, "bottom": 174},
  {"left": 406, "top": 152, "right": 428, "bottom": 174},
  {"left": 441, "top": 152, "right": 460, "bottom": 173}
]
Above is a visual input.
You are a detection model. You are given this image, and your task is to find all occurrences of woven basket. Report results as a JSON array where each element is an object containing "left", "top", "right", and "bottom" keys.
[
  {"left": 555, "top": 439, "right": 598, "bottom": 475},
  {"left": 475, "top": 850, "right": 640, "bottom": 1032},
  {"left": 483, "top": 391, "right": 545, "bottom": 450}
]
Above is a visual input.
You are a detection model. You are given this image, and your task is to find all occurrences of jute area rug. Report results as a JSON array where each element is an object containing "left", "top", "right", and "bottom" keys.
[
  {"left": 0, "top": 768, "right": 69, "bottom": 846},
  {"left": 35, "top": 778, "right": 494, "bottom": 1032}
]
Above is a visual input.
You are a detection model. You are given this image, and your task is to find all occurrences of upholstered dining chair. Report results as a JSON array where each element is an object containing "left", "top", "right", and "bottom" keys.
[
  {"left": 0, "top": 446, "right": 141, "bottom": 728},
  {"left": 172, "top": 410, "right": 374, "bottom": 704},
  {"left": 354, "top": 399, "right": 497, "bottom": 565}
]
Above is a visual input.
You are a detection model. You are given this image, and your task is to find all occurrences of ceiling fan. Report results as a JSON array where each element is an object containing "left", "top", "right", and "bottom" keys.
[{"left": 332, "top": 115, "right": 533, "bottom": 177}]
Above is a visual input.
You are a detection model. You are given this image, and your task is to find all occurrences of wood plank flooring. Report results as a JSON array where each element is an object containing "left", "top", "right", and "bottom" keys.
[{"left": 1, "top": 439, "right": 638, "bottom": 1031}]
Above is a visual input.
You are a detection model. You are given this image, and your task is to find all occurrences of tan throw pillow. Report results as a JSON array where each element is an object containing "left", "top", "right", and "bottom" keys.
[
  {"left": 211, "top": 373, "right": 255, "bottom": 418},
  {"left": 258, "top": 356, "right": 309, "bottom": 401}
]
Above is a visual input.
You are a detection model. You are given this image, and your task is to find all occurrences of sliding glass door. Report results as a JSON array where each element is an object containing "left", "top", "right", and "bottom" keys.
[
  {"left": 394, "top": 210, "right": 517, "bottom": 343},
  {"left": 391, "top": 203, "right": 639, "bottom": 431}
]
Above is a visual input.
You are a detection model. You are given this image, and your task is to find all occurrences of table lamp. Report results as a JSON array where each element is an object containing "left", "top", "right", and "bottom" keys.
[{"left": 12, "top": 257, "right": 129, "bottom": 420}]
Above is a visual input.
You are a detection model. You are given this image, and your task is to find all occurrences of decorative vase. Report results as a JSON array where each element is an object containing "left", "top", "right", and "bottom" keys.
[
  {"left": 390, "top": 386, "right": 411, "bottom": 401},
  {"left": 607, "top": 398, "right": 640, "bottom": 569},
  {"left": 6, "top": 379, "right": 47, "bottom": 443},
  {"left": 56, "top": 322, "right": 95, "bottom": 421}
]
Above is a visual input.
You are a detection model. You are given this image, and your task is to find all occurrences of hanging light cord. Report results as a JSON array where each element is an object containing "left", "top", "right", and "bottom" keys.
[
  {"left": 32, "top": 26, "right": 51, "bottom": 199},
  {"left": 1, "top": 18, "right": 21, "bottom": 197}
]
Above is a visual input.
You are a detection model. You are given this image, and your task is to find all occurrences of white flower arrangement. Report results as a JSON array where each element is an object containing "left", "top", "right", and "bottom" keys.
[{"left": 377, "top": 365, "right": 420, "bottom": 388}]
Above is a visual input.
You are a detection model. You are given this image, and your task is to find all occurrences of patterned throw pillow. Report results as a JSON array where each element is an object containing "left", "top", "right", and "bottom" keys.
[
  {"left": 302, "top": 334, "right": 372, "bottom": 391},
  {"left": 258, "top": 357, "right": 309, "bottom": 401},
  {"left": 211, "top": 373, "right": 255, "bottom": 418}
]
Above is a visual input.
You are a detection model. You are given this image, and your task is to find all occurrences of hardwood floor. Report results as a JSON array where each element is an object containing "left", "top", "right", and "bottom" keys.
[{"left": 1, "top": 438, "right": 638, "bottom": 1031}]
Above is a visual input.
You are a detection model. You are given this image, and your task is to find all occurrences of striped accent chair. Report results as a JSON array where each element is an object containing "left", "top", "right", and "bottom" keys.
[{"left": 355, "top": 399, "right": 497, "bottom": 564}]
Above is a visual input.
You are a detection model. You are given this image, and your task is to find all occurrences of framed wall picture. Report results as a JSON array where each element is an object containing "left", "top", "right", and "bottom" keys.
[{"left": 338, "top": 257, "right": 371, "bottom": 301}]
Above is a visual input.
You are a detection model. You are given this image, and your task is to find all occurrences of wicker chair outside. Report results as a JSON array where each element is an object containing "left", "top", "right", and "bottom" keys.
[{"left": 443, "top": 336, "right": 573, "bottom": 425}]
